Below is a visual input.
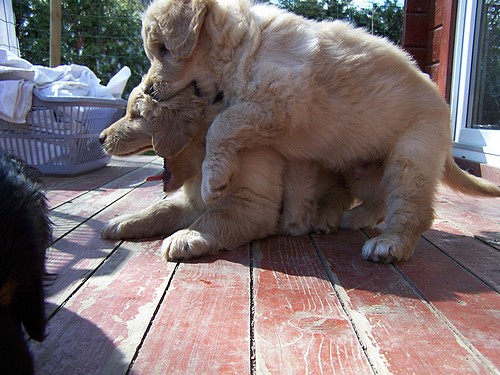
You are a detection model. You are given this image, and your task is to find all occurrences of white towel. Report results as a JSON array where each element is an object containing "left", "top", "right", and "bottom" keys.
[
  {"left": 0, "top": 80, "right": 33, "bottom": 124},
  {"left": 0, "top": 48, "right": 35, "bottom": 81},
  {"left": 0, "top": 48, "right": 131, "bottom": 123}
]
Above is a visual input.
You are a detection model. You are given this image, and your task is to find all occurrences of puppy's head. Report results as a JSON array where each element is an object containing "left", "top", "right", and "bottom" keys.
[
  {"left": 152, "top": 83, "right": 225, "bottom": 192},
  {"left": 142, "top": 0, "right": 215, "bottom": 102},
  {"left": 99, "top": 84, "right": 154, "bottom": 156},
  {"left": 102, "top": 78, "right": 225, "bottom": 192},
  {"left": 143, "top": 0, "right": 210, "bottom": 60}
]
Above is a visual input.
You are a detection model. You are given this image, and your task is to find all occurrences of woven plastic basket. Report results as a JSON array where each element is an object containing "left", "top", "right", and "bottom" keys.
[{"left": 0, "top": 92, "right": 126, "bottom": 176}]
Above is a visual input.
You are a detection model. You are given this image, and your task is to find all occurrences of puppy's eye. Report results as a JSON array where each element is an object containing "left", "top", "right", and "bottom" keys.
[{"left": 158, "top": 45, "right": 171, "bottom": 58}]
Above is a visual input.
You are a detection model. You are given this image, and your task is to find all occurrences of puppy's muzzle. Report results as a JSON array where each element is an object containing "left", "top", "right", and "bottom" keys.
[
  {"left": 144, "top": 83, "right": 162, "bottom": 101},
  {"left": 144, "top": 81, "right": 202, "bottom": 102},
  {"left": 98, "top": 131, "right": 107, "bottom": 145}
]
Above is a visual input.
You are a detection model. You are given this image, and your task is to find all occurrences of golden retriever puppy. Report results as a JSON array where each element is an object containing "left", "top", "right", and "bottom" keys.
[
  {"left": 101, "top": 83, "right": 283, "bottom": 259},
  {"left": 100, "top": 83, "right": 353, "bottom": 260},
  {"left": 141, "top": 0, "right": 500, "bottom": 262}
]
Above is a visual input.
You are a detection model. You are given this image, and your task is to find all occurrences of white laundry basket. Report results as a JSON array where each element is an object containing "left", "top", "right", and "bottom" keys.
[{"left": 0, "top": 92, "right": 126, "bottom": 175}]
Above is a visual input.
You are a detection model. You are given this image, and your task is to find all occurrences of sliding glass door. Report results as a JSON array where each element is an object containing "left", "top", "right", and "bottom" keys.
[{"left": 451, "top": 0, "right": 500, "bottom": 166}]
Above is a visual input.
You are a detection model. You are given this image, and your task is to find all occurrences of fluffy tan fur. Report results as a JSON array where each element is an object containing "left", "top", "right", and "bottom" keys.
[
  {"left": 100, "top": 84, "right": 354, "bottom": 260},
  {"left": 141, "top": 0, "right": 500, "bottom": 262}
]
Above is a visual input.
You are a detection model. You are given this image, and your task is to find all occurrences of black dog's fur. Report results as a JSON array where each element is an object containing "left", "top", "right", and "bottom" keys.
[{"left": 0, "top": 153, "right": 51, "bottom": 374}]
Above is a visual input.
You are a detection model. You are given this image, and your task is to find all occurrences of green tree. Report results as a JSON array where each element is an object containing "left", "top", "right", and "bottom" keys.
[
  {"left": 278, "top": 0, "right": 329, "bottom": 20},
  {"left": 14, "top": 0, "right": 149, "bottom": 96},
  {"left": 275, "top": 0, "right": 403, "bottom": 44},
  {"left": 353, "top": 0, "right": 403, "bottom": 44}
]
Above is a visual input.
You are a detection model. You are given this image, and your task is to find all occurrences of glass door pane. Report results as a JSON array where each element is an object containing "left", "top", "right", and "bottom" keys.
[{"left": 470, "top": 0, "right": 500, "bottom": 130}]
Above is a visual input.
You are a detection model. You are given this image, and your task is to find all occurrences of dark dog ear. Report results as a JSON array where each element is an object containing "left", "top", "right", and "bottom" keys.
[
  {"left": 158, "top": 0, "right": 209, "bottom": 59},
  {"left": 20, "top": 274, "right": 46, "bottom": 342},
  {"left": 0, "top": 309, "right": 35, "bottom": 374}
]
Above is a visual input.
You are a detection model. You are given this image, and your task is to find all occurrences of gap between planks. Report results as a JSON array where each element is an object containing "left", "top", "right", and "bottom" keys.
[{"left": 310, "top": 234, "right": 388, "bottom": 375}]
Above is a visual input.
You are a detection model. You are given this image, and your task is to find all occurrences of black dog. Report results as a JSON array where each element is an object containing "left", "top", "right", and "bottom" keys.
[{"left": 0, "top": 153, "right": 51, "bottom": 374}]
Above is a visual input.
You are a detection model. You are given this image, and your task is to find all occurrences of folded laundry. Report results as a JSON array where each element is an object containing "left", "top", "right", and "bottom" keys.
[
  {"left": 0, "top": 80, "right": 34, "bottom": 124},
  {"left": 0, "top": 48, "right": 130, "bottom": 123}
]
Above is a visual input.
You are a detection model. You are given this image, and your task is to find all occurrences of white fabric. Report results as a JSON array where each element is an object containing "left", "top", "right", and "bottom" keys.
[
  {"left": 0, "top": 48, "right": 131, "bottom": 123},
  {"left": 0, "top": 80, "right": 33, "bottom": 123}
]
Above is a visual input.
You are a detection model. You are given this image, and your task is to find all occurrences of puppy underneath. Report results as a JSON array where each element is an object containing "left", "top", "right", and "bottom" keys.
[
  {"left": 100, "top": 83, "right": 355, "bottom": 260},
  {"left": 101, "top": 83, "right": 284, "bottom": 259},
  {"left": 0, "top": 153, "right": 51, "bottom": 374}
]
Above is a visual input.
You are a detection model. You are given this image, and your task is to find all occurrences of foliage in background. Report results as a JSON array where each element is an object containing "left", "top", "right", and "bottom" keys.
[
  {"left": 276, "top": 0, "right": 403, "bottom": 44},
  {"left": 14, "top": 0, "right": 149, "bottom": 97},
  {"left": 13, "top": 0, "right": 403, "bottom": 97}
]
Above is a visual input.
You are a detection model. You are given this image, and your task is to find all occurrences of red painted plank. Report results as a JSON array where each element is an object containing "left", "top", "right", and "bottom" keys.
[
  {"left": 43, "top": 155, "right": 162, "bottom": 209},
  {"left": 130, "top": 249, "right": 251, "bottom": 374},
  {"left": 48, "top": 161, "right": 164, "bottom": 240},
  {"left": 437, "top": 186, "right": 500, "bottom": 221},
  {"left": 42, "top": 155, "right": 151, "bottom": 189},
  {"left": 433, "top": 189, "right": 500, "bottom": 247},
  {"left": 425, "top": 217, "right": 500, "bottom": 291},
  {"left": 396, "top": 239, "right": 500, "bottom": 371},
  {"left": 31, "top": 240, "right": 173, "bottom": 374},
  {"left": 434, "top": 200, "right": 500, "bottom": 241},
  {"left": 253, "top": 235, "right": 372, "bottom": 374},
  {"left": 314, "top": 230, "right": 495, "bottom": 373},
  {"left": 44, "top": 180, "right": 165, "bottom": 314}
]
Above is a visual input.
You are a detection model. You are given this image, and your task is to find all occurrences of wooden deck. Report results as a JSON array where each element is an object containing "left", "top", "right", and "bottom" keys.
[{"left": 30, "top": 155, "right": 499, "bottom": 374}]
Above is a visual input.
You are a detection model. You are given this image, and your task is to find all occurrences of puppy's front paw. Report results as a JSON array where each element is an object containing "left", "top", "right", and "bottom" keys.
[
  {"left": 361, "top": 234, "right": 413, "bottom": 263},
  {"left": 102, "top": 215, "right": 134, "bottom": 240},
  {"left": 201, "top": 155, "right": 235, "bottom": 204},
  {"left": 162, "top": 229, "right": 220, "bottom": 261}
]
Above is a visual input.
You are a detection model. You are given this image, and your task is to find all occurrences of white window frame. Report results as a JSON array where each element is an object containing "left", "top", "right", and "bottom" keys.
[
  {"left": 0, "top": 0, "right": 19, "bottom": 56},
  {"left": 450, "top": 0, "right": 500, "bottom": 167}
]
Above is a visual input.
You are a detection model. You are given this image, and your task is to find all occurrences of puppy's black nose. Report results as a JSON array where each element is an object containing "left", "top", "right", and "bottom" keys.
[{"left": 98, "top": 132, "right": 107, "bottom": 145}]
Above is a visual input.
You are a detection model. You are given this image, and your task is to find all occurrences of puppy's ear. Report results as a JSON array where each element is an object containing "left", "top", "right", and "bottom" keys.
[
  {"left": 152, "top": 117, "right": 198, "bottom": 157},
  {"left": 19, "top": 274, "right": 45, "bottom": 342},
  {"left": 158, "top": 0, "right": 210, "bottom": 59}
]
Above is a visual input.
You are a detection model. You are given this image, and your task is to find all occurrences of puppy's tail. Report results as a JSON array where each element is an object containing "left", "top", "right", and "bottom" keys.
[{"left": 443, "top": 154, "right": 500, "bottom": 197}]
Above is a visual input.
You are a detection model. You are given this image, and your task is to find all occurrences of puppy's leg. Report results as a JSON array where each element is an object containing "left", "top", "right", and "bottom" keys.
[
  {"left": 361, "top": 151, "right": 441, "bottom": 263},
  {"left": 339, "top": 201, "right": 385, "bottom": 229},
  {"left": 314, "top": 176, "right": 354, "bottom": 234},
  {"left": 163, "top": 201, "right": 278, "bottom": 260},
  {"left": 165, "top": 192, "right": 282, "bottom": 260},
  {"left": 279, "top": 161, "right": 318, "bottom": 236},
  {"left": 102, "top": 191, "right": 200, "bottom": 240},
  {"left": 340, "top": 200, "right": 386, "bottom": 229},
  {"left": 340, "top": 168, "right": 386, "bottom": 230},
  {"left": 165, "top": 149, "right": 283, "bottom": 260},
  {"left": 201, "top": 103, "right": 285, "bottom": 203}
]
